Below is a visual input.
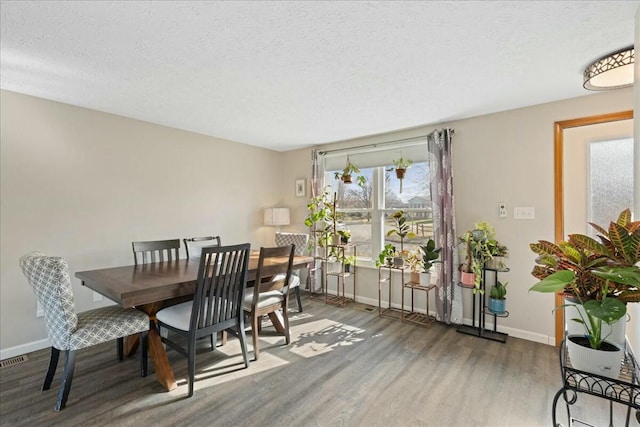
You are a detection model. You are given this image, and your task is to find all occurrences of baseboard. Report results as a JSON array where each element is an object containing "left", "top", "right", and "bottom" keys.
[
  {"left": 325, "top": 292, "right": 554, "bottom": 346},
  {"left": 1, "top": 338, "right": 50, "bottom": 361}
]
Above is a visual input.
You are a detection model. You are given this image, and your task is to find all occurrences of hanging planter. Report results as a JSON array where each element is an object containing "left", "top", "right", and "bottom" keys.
[
  {"left": 334, "top": 157, "right": 366, "bottom": 187},
  {"left": 392, "top": 157, "right": 412, "bottom": 193}
]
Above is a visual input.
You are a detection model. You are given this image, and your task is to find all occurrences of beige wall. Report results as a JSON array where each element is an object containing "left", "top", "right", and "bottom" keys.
[
  {"left": 0, "top": 90, "right": 285, "bottom": 356},
  {"left": 282, "top": 87, "right": 634, "bottom": 344},
  {"left": 0, "top": 86, "right": 634, "bottom": 357}
]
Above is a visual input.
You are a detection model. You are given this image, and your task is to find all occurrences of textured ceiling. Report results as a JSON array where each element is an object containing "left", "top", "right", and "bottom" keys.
[{"left": 1, "top": 1, "right": 638, "bottom": 151}]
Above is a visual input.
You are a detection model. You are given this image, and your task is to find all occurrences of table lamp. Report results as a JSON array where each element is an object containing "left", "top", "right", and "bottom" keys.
[{"left": 264, "top": 207, "right": 290, "bottom": 232}]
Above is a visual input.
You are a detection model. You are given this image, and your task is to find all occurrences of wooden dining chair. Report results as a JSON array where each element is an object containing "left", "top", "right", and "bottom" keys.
[
  {"left": 183, "top": 235, "right": 221, "bottom": 259},
  {"left": 19, "top": 252, "right": 150, "bottom": 410},
  {"left": 155, "top": 243, "right": 251, "bottom": 397},
  {"left": 132, "top": 239, "right": 181, "bottom": 265},
  {"left": 243, "top": 245, "right": 295, "bottom": 361}
]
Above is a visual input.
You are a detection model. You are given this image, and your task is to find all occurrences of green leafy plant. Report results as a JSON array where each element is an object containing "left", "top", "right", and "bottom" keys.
[
  {"left": 460, "top": 222, "right": 507, "bottom": 292},
  {"left": 490, "top": 280, "right": 508, "bottom": 300},
  {"left": 386, "top": 210, "right": 416, "bottom": 254},
  {"left": 338, "top": 229, "right": 351, "bottom": 245},
  {"left": 375, "top": 243, "right": 396, "bottom": 268},
  {"left": 392, "top": 157, "right": 413, "bottom": 169},
  {"left": 304, "top": 186, "right": 335, "bottom": 248},
  {"left": 420, "top": 238, "right": 441, "bottom": 273},
  {"left": 334, "top": 159, "right": 366, "bottom": 187},
  {"left": 529, "top": 208, "right": 640, "bottom": 350}
]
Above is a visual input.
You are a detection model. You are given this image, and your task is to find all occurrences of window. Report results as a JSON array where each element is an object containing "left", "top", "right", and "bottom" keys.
[{"left": 323, "top": 147, "right": 432, "bottom": 263}]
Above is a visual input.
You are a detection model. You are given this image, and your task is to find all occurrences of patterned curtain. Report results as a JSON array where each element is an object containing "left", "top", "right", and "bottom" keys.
[
  {"left": 427, "top": 128, "right": 462, "bottom": 324},
  {"left": 309, "top": 149, "right": 322, "bottom": 292}
]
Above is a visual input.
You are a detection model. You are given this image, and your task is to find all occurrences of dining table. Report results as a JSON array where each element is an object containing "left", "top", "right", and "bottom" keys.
[{"left": 75, "top": 251, "right": 313, "bottom": 392}]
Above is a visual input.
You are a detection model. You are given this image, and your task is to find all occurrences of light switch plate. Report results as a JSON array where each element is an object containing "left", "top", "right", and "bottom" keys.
[{"left": 514, "top": 206, "right": 535, "bottom": 220}]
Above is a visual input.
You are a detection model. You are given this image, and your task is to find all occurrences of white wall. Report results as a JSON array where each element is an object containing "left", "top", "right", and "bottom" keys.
[
  {"left": 0, "top": 90, "right": 285, "bottom": 357},
  {"left": 282, "top": 87, "right": 634, "bottom": 344}
]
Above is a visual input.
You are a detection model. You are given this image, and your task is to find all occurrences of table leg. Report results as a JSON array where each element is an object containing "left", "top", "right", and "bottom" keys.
[
  {"left": 147, "top": 325, "right": 177, "bottom": 391},
  {"left": 124, "top": 335, "right": 140, "bottom": 357},
  {"left": 267, "top": 311, "right": 286, "bottom": 335}
]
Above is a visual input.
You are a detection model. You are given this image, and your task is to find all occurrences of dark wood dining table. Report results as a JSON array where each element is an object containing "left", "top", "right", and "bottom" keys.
[{"left": 75, "top": 251, "right": 313, "bottom": 391}]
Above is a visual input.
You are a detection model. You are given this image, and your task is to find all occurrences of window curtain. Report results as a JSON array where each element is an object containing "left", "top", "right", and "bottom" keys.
[
  {"left": 427, "top": 128, "right": 462, "bottom": 324},
  {"left": 309, "top": 149, "right": 323, "bottom": 292}
]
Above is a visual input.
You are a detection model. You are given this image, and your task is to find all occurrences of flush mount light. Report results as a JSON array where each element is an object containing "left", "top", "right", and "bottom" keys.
[{"left": 583, "top": 45, "right": 634, "bottom": 90}]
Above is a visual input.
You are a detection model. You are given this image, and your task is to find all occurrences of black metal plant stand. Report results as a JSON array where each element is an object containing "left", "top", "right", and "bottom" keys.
[
  {"left": 456, "top": 266, "right": 509, "bottom": 343},
  {"left": 552, "top": 338, "right": 640, "bottom": 427}
]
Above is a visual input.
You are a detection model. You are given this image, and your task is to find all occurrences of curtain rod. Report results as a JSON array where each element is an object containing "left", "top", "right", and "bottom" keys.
[{"left": 318, "top": 128, "right": 453, "bottom": 156}]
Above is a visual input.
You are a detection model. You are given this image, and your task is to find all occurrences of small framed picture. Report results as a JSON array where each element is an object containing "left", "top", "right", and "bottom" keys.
[{"left": 295, "top": 179, "right": 306, "bottom": 197}]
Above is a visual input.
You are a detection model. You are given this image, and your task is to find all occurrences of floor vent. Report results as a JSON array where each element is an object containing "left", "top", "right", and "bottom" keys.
[{"left": 1, "top": 354, "right": 28, "bottom": 368}]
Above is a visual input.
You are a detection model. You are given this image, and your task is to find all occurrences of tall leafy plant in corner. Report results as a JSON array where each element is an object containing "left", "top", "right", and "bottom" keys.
[
  {"left": 304, "top": 186, "right": 335, "bottom": 249},
  {"left": 529, "top": 208, "right": 640, "bottom": 350}
]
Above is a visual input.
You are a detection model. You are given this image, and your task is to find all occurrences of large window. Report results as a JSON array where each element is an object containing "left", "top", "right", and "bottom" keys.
[{"left": 324, "top": 152, "right": 432, "bottom": 263}]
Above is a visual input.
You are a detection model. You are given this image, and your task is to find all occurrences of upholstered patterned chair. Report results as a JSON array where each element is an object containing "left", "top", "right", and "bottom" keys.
[
  {"left": 274, "top": 232, "right": 309, "bottom": 312},
  {"left": 183, "top": 235, "right": 221, "bottom": 259},
  {"left": 19, "top": 252, "right": 150, "bottom": 411}
]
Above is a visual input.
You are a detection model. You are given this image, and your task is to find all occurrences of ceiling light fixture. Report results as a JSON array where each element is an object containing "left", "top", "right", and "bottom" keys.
[{"left": 583, "top": 45, "right": 634, "bottom": 91}]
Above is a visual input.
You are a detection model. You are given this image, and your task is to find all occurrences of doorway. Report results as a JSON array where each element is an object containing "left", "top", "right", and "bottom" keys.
[{"left": 553, "top": 110, "right": 633, "bottom": 346}]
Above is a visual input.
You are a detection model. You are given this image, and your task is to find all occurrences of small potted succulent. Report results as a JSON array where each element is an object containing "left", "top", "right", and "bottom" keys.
[
  {"left": 338, "top": 229, "right": 351, "bottom": 245},
  {"left": 488, "top": 280, "right": 508, "bottom": 314}
]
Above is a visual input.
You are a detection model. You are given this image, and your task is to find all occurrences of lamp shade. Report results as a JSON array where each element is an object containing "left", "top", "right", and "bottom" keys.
[
  {"left": 264, "top": 208, "right": 290, "bottom": 226},
  {"left": 583, "top": 45, "right": 634, "bottom": 91}
]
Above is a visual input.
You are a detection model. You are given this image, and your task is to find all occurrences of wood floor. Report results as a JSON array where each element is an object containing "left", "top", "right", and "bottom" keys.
[{"left": 0, "top": 295, "right": 630, "bottom": 426}]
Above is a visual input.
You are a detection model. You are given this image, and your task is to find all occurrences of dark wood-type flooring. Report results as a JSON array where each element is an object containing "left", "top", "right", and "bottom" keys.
[{"left": 0, "top": 295, "right": 630, "bottom": 426}]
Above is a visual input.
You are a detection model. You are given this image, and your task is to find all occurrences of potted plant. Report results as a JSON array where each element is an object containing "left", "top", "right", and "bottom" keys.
[
  {"left": 406, "top": 248, "right": 423, "bottom": 283},
  {"left": 386, "top": 210, "right": 416, "bottom": 266},
  {"left": 334, "top": 158, "right": 366, "bottom": 187},
  {"left": 420, "top": 238, "right": 441, "bottom": 286},
  {"left": 529, "top": 208, "right": 640, "bottom": 378},
  {"left": 343, "top": 255, "right": 356, "bottom": 273},
  {"left": 459, "top": 222, "right": 507, "bottom": 292},
  {"left": 304, "top": 186, "right": 335, "bottom": 249},
  {"left": 338, "top": 229, "right": 351, "bottom": 245},
  {"left": 488, "top": 280, "right": 508, "bottom": 314},
  {"left": 392, "top": 157, "right": 412, "bottom": 193},
  {"left": 375, "top": 244, "right": 396, "bottom": 268}
]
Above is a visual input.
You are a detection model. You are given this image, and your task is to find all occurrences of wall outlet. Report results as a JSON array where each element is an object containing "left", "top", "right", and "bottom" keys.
[
  {"left": 36, "top": 301, "right": 44, "bottom": 318},
  {"left": 93, "top": 291, "right": 103, "bottom": 302},
  {"left": 514, "top": 206, "right": 536, "bottom": 220},
  {"left": 499, "top": 202, "right": 507, "bottom": 218}
]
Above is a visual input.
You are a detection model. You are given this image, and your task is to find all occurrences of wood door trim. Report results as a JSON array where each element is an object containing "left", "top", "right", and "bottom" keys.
[{"left": 553, "top": 110, "right": 633, "bottom": 346}]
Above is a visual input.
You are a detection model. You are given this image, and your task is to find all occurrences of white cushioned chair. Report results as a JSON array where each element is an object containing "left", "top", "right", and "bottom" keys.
[
  {"left": 19, "top": 252, "right": 150, "bottom": 411},
  {"left": 274, "top": 232, "right": 309, "bottom": 312}
]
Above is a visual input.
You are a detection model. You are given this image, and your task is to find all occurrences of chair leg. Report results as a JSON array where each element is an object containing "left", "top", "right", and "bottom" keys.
[
  {"left": 295, "top": 287, "right": 303, "bottom": 312},
  {"left": 251, "top": 313, "right": 260, "bottom": 361},
  {"left": 283, "top": 305, "right": 291, "bottom": 345},
  {"left": 117, "top": 337, "right": 124, "bottom": 361},
  {"left": 43, "top": 347, "right": 60, "bottom": 391},
  {"left": 55, "top": 350, "right": 76, "bottom": 411},
  {"left": 236, "top": 324, "right": 250, "bottom": 368},
  {"left": 209, "top": 334, "right": 216, "bottom": 351},
  {"left": 139, "top": 331, "right": 148, "bottom": 377},
  {"left": 187, "top": 338, "right": 196, "bottom": 398}
]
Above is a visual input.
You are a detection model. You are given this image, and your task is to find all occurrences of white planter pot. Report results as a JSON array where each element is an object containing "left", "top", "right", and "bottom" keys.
[
  {"left": 420, "top": 272, "right": 431, "bottom": 287},
  {"left": 566, "top": 335, "right": 623, "bottom": 379},
  {"left": 564, "top": 299, "right": 627, "bottom": 349}
]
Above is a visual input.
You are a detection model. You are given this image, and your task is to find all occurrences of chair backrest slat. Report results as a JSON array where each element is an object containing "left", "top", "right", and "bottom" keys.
[
  {"left": 132, "top": 239, "right": 181, "bottom": 265},
  {"left": 192, "top": 243, "right": 250, "bottom": 331}
]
